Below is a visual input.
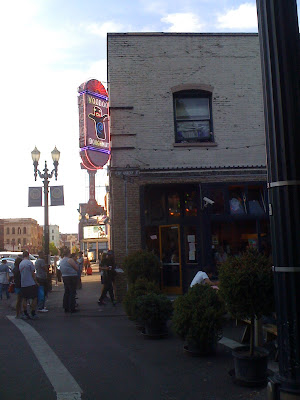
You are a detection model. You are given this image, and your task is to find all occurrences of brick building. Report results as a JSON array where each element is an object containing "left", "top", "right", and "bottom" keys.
[
  {"left": 3, "top": 218, "right": 43, "bottom": 253},
  {"left": 107, "top": 33, "right": 270, "bottom": 294}
]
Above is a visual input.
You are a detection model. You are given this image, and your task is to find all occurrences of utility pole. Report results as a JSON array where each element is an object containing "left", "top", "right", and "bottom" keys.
[{"left": 256, "top": 0, "right": 300, "bottom": 398}]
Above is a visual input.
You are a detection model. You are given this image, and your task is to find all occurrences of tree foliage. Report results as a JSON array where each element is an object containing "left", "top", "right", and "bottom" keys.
[
  {"left": 122, "top": 250, "right": 162, "bottom": 284},
  {"left": 49, "top": 242, "right": 59, "bottom": 256},
  {"left": 123, "top": 278, "right": 161, "bottom": 320},
  {"left": 218, "top": 249, "right": 274, "bottom": 321},
  {"left": 172, "top": 284, "right": 225, "bottom": 350}
]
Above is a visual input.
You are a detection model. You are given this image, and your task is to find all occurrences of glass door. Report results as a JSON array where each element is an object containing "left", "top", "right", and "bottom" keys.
[{"left": 159, "top": 225, "right": 182, "bottom": 294}]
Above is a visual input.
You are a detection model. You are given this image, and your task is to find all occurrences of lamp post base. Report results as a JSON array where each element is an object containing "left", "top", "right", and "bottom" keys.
[{"left": 268, "top": 375, "right": 300, "bottom": 400}]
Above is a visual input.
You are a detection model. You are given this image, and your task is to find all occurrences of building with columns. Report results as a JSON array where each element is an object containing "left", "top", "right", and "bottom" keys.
[{"left": 2, "top": 218, "right": 43, "bottom": 253}]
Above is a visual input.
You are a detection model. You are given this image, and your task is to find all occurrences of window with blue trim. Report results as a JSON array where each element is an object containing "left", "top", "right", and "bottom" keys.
[{"left": 174, "top": 90, "right": 213, "bottom": 143}]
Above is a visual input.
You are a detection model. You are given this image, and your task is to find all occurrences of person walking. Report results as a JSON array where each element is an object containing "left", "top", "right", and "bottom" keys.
[
  {"left": 12, "top": 256, "right": 25, "bottom": 318},
  {"left": 35, "top": 251, "right": 49, "bottom": 312},
  {"left": 77, "top": 251, "right": 83, "bottom": 289},
  {"left": 19, "top": 251, "right": 39, "bottom": 320},
  {"left": 0, "top": 259, "right": 10, "bottom": 300},
  {"left": 60, "top": 249, "right": 79, "bottom": 313},
  {"left": 83, "top": 254, "right": 90, "bottom": 275},
  {"left": 98, "top": 251, "right": 116, "bottom": 306}
]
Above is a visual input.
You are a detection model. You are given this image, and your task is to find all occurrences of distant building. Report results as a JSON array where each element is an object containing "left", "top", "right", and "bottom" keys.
[
  {"left": 60, "top": 233, "right": 80, "bottom": 253},
  {"left": 3, "top": 218, "right": 43, "bottom": 253},
  {"left": 0, "top": 219, "right": 4, "bottom": 251},
  {"left": 49, "top": 224, "right": 60, "bottom": 248},
  {"left": 78, "top": 202, "right": 108, "bottom": 261}
]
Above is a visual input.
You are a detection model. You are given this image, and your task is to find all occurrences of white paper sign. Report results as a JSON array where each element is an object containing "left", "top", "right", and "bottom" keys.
[
  {"left": 189, "top": 251, "right": 196, "bottom": 261},
  {"left": 189, "top": 243, "right": 196, "bottom": 252}
]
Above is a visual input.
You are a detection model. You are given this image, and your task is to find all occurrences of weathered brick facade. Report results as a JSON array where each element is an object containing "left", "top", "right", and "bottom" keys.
[{"left": 107, "top": 33, "right": 267, "bottom": 296}]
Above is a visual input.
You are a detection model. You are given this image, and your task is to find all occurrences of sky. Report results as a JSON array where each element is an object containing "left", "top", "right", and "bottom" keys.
[{"left": 0, "top": 0, "right": 299, "bottom": 233}]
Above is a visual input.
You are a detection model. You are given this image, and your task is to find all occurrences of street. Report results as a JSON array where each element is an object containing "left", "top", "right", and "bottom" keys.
[{"left": 0, "top": 268, "right": 269, "bottom": 400}]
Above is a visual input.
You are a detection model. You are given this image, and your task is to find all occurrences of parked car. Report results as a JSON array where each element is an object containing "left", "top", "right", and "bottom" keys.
[
  {"left": 0, "top": 258, "right": 15, "bottom": 280},
  {"left": 0, "top": 252, "right": 37, "bottom": 265}
]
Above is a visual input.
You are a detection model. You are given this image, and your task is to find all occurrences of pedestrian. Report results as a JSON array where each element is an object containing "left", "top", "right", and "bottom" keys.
[
  {"left": 12, "top": 256, "right": 26, "bottom": 318},
  {"left": 19, "top": 250, "right": 39, "bottom": 320},
  {"left": 60, "top": 249, "right": 79, "bottom": 313},
  {"left": 83, "top": 254, "right": 90, "bottom": 275},
  {"left": 98, "top": 250, "right": 116, "bottom": 306},
  {"left": 190, "top": 266, "right": 219, "bottom": 289},
  {"left": 77, "top": 251, "right": 83, "bottom": 289},
  {"left": 35, "top": 251, "right": 49, "bottom": 312},
  {"left": 0, "top": 259, "right": 10, "bottom": 300}
]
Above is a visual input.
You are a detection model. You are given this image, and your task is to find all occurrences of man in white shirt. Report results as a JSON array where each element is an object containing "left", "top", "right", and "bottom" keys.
[
  {"left": 19, "top": 250, "right": 39, "bottom": 319},
  {"left": 190, "top": 266, "right": 219, "bottom": 289}
]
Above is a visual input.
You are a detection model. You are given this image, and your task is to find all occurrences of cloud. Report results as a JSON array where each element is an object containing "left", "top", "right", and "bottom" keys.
[
  {"left": 84, "top": 21, "right": 125, "bottom": 37},
  {"left": 161, "top": 12, "right": 205, "bottom": 32},
  {"left": 217, "top": 3, "right": 258, "bottom": 30}
]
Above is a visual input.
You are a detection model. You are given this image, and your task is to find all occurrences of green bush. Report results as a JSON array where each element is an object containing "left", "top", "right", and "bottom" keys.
[
  {"left": 136, "top": 293, "right": 173, "bottom": 324},
  {"left": 218, "top": 249, "right": 274, "bottom": 321},
  {"left": 172, "top": 284, "right": 225, "bottom": 350},
  {"left": 218, "top": 249, "right": 274, "bottom": 356},
  {"left": 122, "top": 250, "right": 162, "bottom": 284},
  {"left": 123, "top": 278, "right": 161, "bottom": 320}
]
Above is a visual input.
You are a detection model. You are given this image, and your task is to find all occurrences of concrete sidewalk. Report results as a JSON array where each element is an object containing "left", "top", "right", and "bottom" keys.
[{"left": 1, "top": 262, "right": 278, "bottom": 378}]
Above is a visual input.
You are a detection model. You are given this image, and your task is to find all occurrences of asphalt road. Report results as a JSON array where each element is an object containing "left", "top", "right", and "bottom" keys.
[{"left": 0, "top": 271, "right": 268, "bottom": 400}]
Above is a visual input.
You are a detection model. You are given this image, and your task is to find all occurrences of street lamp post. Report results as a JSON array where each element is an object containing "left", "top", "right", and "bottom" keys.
[{"left": 31, "top": 146, "right": 60, "bottom": 265}]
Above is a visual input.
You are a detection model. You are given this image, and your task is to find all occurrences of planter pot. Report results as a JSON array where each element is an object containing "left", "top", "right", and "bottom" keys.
[
  {"left": 232, "top": 346, "right": 269, "bottom": 386},
  {"left": 184, "top": 340, "right": 217, "bottom": 357},
  {"left": 142, "top": 320, "right": 168, "bottom": 338}
]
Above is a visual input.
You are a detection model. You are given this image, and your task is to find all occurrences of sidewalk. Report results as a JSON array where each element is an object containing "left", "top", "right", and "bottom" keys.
[{"left": 1, "top": 263, "right": 278, "bottom": 376}]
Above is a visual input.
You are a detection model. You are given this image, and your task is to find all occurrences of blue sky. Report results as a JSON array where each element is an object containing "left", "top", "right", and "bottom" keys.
[{"left": 0, "top": 0, "right": 299, "bottom": 233}]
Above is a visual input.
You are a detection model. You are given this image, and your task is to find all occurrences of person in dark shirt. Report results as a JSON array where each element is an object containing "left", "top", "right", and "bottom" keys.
[{"left": 98, "top": 251, "right": 116, "bottom": 306}]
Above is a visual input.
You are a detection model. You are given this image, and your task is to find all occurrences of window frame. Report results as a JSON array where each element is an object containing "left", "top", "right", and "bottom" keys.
[{"left": 173, "top": 90, "right": 214, "bottom": 144}]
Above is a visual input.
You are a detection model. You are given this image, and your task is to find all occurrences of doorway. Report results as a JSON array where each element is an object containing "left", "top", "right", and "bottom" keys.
[{"left": 159, "top": 225, "right": 182, "bottom": 294}]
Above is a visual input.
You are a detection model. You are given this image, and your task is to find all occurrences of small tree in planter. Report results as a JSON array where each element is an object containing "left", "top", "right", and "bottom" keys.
[
  {"left": 123, "top": 278, "right": 161, "bottom": 321},
  {"left": 172, "top": 284, "right": 225, "bottom": 355},
  {"left": 218, "top": 249, "right": 274, "bottom": 384},
  {"left": 122, "top": 250, "right": 162, "bottom": 285},
  {"left": 135, "top": 293, "right": 173, "bottom": 337}
]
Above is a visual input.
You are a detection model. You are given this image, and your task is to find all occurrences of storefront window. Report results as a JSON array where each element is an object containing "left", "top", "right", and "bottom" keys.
[
  {"left": 184, "top": 190, "right": 197, "bottom": 216},
  {"left": 144, "top": 187, "right": 166, "bottom": 224},
  {"left": 211, "top": 220, "right": 257, "bottom": 262},
  {"left": 248, "top": 186, "right": 266, "bottom": 215},
  {"left": 209, "top": 188, "right": 224, "bottom": 214},
  {"left": 168, "top": 192, "right": 181, "bottom": 217},
  {"left": 145, "top": 226, "right": 160, "bottom": 257},
  {"left": 184, "top": 226, "right": 197, "bottom": 263},
  {"left": 229, "top": 186, "right": 246, "bottom": 215}
]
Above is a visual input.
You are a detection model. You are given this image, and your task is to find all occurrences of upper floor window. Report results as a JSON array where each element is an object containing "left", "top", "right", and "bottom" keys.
[
  {"left": 174, "top": 90, "right": 213, "bottom": 143},
  {"left": 12, "top": 227, "right": 15, "bottom": 234},
  {"left": 23, "top": 227, "right": 27, "bottom": 234}
]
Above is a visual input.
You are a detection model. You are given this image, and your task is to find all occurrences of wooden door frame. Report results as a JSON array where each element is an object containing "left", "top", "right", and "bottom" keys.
[{"left": 159, "top": 224, "right": 182, "bottom": 294}]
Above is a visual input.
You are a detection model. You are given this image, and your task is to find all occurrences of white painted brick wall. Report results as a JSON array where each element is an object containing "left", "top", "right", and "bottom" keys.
[{"left": 107, "top": 33, "right": 266, "bottom": 170}]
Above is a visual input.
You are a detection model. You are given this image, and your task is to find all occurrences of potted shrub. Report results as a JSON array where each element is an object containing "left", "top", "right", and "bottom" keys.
[
  {"left": 172, "top": 284, "right": 225, "bottom": 355},
  {"left": 135, "top": 293, "right": 173, "bottom": 337},
  {"left": 123, "top": 278, "right": 161, "bottom": 324},
  {"left": 122, "top": 250, "right": 162, "bottom": 285},
  {"left": 218, "top": 249, "right": 274, "bottom": 385}
]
